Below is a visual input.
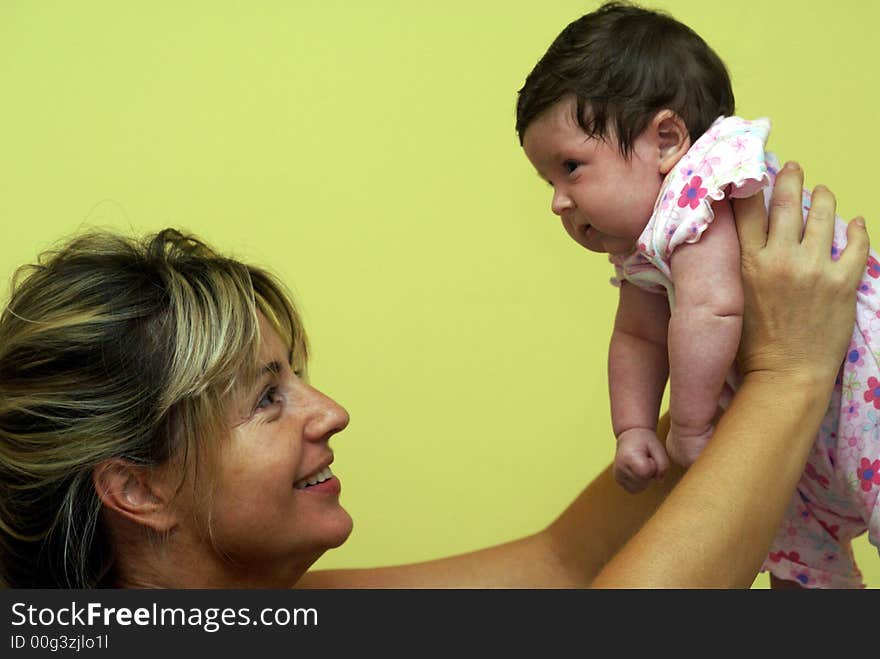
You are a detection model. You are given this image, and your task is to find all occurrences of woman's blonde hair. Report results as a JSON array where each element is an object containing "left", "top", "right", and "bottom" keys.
[{"left": 0, "top": 228, "right": 307, "bottom": 587}]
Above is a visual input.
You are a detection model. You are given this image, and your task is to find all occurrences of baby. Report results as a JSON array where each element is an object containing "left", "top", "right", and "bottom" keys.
[{"left": 517, "top": 1, "right": 880, "bottom": 588}]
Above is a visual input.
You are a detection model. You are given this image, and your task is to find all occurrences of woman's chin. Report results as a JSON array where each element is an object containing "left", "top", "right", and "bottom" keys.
[
  {"left": 325, "top": 512, "right": 354, "bottom": 549},
  {"left": 310, "top": 507, "right": 354, "bottom": 551}
]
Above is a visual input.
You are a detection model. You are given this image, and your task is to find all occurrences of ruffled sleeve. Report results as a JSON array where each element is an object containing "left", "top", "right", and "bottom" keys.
[{"left": 638, "top": 116, "right": 773, "bottom": 277}]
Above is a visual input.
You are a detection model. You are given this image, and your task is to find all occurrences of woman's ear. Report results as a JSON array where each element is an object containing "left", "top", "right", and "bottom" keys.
[
  {"left": 93, "top": 459, "right": 179, "bottom": 533},
  {"left": 653, "top": 110, "right": 691, "bottom": 175}
]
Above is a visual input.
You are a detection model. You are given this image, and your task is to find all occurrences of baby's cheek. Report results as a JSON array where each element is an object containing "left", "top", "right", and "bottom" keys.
[{"left": 560, "top": 217, "right": 587, "bottom": 247}]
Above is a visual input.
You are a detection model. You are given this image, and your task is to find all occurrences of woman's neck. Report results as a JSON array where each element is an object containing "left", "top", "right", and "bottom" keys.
[{"left": 112, "top": 529, "right": 320, "bottom": 588}]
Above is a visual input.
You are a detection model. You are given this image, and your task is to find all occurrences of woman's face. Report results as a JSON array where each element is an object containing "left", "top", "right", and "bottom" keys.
[{"left": 180, "top": 314, "right": 352, "bottom": 584}]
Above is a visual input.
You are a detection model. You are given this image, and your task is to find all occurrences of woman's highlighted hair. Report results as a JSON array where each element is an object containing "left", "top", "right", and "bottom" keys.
[{"left": 0, "top": 228, "right": 307, "bottom": 587}]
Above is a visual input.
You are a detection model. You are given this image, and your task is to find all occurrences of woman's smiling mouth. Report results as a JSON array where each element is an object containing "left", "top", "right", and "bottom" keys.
[{"left": 294, "top": 466, "right": 333, "bottom": 489}]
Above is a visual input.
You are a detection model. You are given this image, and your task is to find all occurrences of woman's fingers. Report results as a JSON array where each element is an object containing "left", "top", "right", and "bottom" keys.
[
  {"left": 801, "top": 185, "right": 837, "bottom": 257},
  {"left": 736, "top": 160, "right": 871, "bottom": 385},
  {"left": 839, "top": 217, "right": 870, "bottom": 290},
  {"left": 734, "top": 162, "right": 807, "bottom": 255},
  {"left": 732, "top": 192, "right": 768, "bottom": 254},
  {"left": 767, "top": 161, "right": 806, "bottom": 247}
]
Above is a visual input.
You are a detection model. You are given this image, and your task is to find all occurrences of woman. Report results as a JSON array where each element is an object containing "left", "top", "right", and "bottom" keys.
[{"left": 0, "top": 164, "right": 869, "bottom": 587}]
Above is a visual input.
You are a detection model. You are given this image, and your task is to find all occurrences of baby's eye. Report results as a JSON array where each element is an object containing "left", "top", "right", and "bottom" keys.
[
  {"left": 256, "top": 386, "right": 281, "bottom": 410},
  {"left": 563, "top": 160, "right": 580, "bottom": 175}
]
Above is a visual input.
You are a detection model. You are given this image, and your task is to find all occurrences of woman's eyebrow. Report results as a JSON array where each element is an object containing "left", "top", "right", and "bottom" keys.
[
  {"left": 260, "top": 360, "right": 283, "bottom": 377},
  {"left": 248, "top": 360, "right": 283, "bottom": 392}
]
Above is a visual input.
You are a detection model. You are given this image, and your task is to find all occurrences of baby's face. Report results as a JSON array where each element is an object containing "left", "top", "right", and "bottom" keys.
[{"left": 522, "top": 97, "right": 665, "bottom": 256}]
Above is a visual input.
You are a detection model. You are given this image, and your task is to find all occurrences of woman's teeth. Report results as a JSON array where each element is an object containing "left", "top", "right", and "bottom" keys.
[{"left": 294, "top": 466, "right": 333, "bottom": 490}]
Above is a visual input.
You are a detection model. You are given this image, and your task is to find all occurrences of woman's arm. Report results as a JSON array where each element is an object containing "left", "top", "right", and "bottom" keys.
[
  {"left": 591, "top": 162, "right": 868, "bottom": 587},
  {"left": 297, "top": 413, "right": 681, "bottom": 588},
  {"left": 298, "top": 163, "right": 868, "bottom": 589}
]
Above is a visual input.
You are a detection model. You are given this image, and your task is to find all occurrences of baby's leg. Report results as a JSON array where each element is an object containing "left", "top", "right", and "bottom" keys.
[{"left": 769, "top": 574, "right": 804, "bottom": 589}]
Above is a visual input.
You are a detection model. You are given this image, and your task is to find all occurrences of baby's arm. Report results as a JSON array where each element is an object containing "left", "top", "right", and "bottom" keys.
[
  {"left": 667, "top": 200, "right": 743, "bottom": 465},
  {"left": 609, "top": 281, "right": 671, "bottom": 492}
]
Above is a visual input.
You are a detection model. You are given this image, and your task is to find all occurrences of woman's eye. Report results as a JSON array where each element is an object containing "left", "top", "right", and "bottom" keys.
[
  {"left": 256, "top": 386, "right": 280, "bottom": 410},
  {"left": 563, "top": 160, "right": 580, "bottom": 175}
]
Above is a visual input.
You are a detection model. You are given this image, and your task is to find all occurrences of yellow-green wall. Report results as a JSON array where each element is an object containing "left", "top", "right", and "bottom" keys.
[{"left": 1, "top": 0, "right": 877, "bottom": 588}]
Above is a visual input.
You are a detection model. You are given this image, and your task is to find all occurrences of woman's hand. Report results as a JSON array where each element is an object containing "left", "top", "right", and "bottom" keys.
[{"left": 732, "top": 161, "right": 869, "bottom": 392}]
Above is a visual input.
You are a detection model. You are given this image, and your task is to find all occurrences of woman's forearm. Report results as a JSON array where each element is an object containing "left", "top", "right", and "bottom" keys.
[
  {"left": 541, "top": 414, "right": 684, "bottom": 586},
  {"left": 590, "top": 370, "right": 831, "bottom": 588},
  {"left": 301, "top": 414, "right": 683, "bottom": 589},
  {"left": 302, "top": 372, "right": 826, "bottom": 589}
]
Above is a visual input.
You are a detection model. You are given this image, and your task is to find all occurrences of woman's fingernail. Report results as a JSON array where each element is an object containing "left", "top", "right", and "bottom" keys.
[
  {"left": 855, "top": 217, "right": 866, "bottom": 228},
  {"left": 784, "top": 161, "right": 800, "bottom": 171}
]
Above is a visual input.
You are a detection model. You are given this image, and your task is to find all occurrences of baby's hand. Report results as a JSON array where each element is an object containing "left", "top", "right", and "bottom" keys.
[
  {"left": 614, "top": 428, "right": 670, "bottom": 493},
  {"left": 665, "top": 423, "right": 715, "bottom": 467}
]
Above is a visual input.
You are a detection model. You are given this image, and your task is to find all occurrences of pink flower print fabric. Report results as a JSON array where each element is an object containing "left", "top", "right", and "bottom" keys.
[
  {"left": 677, "top": 175, "right": 709, "bottom": 209},
  {"left": 858, "top": 459, "right": 880, "bottom": 492},
  {"left": 610, "top": 116, "right": 772, "bottom": 303}
]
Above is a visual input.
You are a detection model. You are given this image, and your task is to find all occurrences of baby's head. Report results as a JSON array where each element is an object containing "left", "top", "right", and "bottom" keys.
[{"left": 517, "top": 2, "right": 734, "bottom": 255}]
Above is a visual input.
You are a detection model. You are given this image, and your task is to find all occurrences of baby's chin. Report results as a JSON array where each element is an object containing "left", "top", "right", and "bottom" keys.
[
  {"left": 567, "top": 225, "right": 634, "bottom": 256},
  {"left": 601, "top": 238, "right": 637, "bottom": 257}
]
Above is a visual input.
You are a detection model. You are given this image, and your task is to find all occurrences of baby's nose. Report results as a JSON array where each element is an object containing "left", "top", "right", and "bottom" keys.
[{"left": 551, "top": 190, "right": 572, "bottom": 216}]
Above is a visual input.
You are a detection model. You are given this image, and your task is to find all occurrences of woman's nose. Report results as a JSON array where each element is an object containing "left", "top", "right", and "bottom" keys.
[{"left": 303, "top": 385, "right": 350, "bottom": 442}]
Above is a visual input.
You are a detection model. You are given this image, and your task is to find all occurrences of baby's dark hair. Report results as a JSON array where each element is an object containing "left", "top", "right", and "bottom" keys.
[{"left": 515, "top": 1, "right": 734, "bottom": 156}]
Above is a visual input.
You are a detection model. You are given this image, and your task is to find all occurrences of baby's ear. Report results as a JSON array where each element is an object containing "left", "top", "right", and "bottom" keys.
[{"left": 653, "top": 110, "right": 691, "bottom": 175}]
